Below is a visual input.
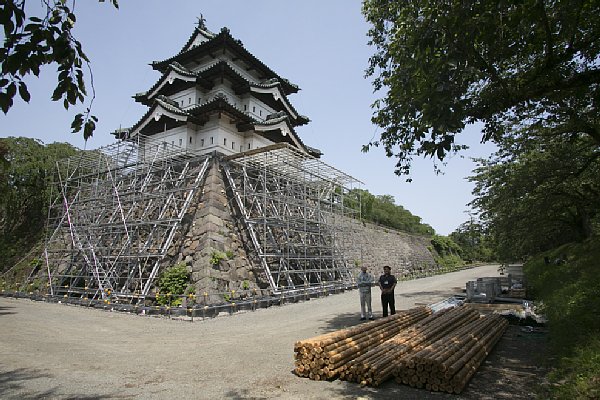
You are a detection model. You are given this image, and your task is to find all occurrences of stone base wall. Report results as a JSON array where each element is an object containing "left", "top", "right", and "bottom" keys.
[
  {"left": 166, "top": 158, "right": 438, "bottom": 300},
  {"left": 166, "top": 158, "right": 267, "bottom": 303}
]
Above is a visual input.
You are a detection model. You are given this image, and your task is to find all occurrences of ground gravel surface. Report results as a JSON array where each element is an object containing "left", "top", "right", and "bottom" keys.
[{"left": 0, "top": 264, "right": 547, "bottom": 399}]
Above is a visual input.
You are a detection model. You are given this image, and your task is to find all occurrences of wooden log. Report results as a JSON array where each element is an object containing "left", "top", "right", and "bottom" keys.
[
  {"left": 444, "top": 319, "right": 507, "bottom": 379},
  {"left": 450, "top": 321, "right": 507, "bottom": 393}
]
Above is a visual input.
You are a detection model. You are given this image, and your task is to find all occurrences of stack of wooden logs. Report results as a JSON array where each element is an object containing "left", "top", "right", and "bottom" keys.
[
  {"left": 339, "top": 306, "right": 482, "bottom": 386},
  {"left": 294, "top": 304, "right": 508, "bottom": 393},
  {"left": 395, "top": 312, "right": 508, "bottom": 393},
  {"left": 293, "top": 307, "right": 431, "bottom": 380}
]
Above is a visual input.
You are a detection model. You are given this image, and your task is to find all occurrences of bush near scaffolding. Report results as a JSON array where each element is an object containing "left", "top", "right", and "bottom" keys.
[{"left": 156, "top": 263, "right": 189, "bottom": 307}]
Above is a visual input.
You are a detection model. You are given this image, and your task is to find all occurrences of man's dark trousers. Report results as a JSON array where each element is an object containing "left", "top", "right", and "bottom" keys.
[{"left": 381, "top": 292, "right": 396, "bottom": 317}]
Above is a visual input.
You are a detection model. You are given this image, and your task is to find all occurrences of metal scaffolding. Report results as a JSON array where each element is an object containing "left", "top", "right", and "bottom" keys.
[
  {"left": 43, "top": 135, "right": 210, "bottom": 301},
  {"left": 223, "top": 144, "right": 362, "bottom": 293},
  {"left": 42, "top": 136, "right": 362, "bottom": 302}
]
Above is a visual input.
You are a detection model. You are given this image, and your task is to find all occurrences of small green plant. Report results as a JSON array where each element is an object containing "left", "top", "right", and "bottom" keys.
[
  {"left": 28, "top": 278, "right": 42, "bottom": 291},
  {"left": 223, "top": 293, "right": 231, "bottom": 302},
  {"left": 225, "top": 250, "right": 235, "bottom": 259},
  {"left": 185, "top": 284, "right": 195, "bottom": 295},
  {"left": 156, "top": 263, "right": 190, "bottom": 306},
  {"left": 242, "top": 280, "right": 250, "bottom": 290},
  {"left": 210, "top": 251, "right": 227, "bottom": 266}
]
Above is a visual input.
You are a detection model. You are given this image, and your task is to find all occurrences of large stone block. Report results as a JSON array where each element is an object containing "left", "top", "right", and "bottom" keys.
[{"left": 195, "top": 222, "right": 221, "bottom": 236}]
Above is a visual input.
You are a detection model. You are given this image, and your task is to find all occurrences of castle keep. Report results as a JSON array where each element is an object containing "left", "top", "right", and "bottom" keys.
[{"left": 41, "top": 22, "right": 436, "bottom": 304}]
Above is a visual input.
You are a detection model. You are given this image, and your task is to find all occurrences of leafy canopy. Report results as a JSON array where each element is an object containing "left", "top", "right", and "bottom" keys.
[
  {"left": 469, "top": 130, "right": 600, "bottom": 260},
  {"left": 362, "top": 0, "right": 600, "bottom": 176},
  {"left": 1, "top": 0, "right": 118, "bottom": 139},
  {"left": 449, "top": 219, "right": 496, "bottom": 263},
  {"left": 0, "top": 137, "right": 80, "bottom": 273}
]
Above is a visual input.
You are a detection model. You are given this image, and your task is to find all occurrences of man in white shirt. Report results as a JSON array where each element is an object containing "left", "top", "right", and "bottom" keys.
[{"left": 356, "top": 265, "right": 375, "bottom": 321}]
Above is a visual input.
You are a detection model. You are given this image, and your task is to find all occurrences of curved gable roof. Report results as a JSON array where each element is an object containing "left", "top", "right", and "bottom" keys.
[{"left": 151, "top": 27, "right": 299, "bottom": 95}]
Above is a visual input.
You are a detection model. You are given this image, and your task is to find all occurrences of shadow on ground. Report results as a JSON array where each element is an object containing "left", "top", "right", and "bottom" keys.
[
  {"left": 317, "top": 312, "right": 363, "bottom": 333},
  {"left": 0, "top": 305, "right": 16, "bottom": 316},
  {"left": 398, "top": 290, "right": 452, "bottom": 299},
  {"left": 0, "top": 368, "right": 121, "bottom": 400}
]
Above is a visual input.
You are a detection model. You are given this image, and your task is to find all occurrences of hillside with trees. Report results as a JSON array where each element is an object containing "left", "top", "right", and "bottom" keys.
[
  {"left": 0, "top": 137, "right": 79, "bottom": 274},
  {"left": 362, "top": 0, "right": 600, "bottom": 397}
]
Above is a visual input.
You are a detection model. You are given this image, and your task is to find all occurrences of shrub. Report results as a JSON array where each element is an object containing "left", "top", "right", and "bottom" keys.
[
  {"left": 156, "top": 263, "right": 189, "bottom": 306},
  {"left": 525, "top": 237, "right": 600, "bottom": 399}
]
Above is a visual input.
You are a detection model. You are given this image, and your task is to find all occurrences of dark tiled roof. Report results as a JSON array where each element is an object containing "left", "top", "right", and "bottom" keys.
[
  {"left": 242, "top": 113, "right": 314, "bottom": 156},
  {"left": 249, "top": 85, "right": 309, "bottom": 126},
  {"left": 151, "top": 27, "right": 299, "bottom": 95},
  {"left": 187, "top": 93, "right": 254, "bottom": 125},
  {"left": 136, "top": 60, "right": 308, "bottom": 126},
  {"left": 134, "top": 62, "right": 199, "bottom": 105},
  {"left": 177, "top": 26, "right": 216, "bottom": 55},
  {"left": 127, "top": 92, "right": 313, "bottom": 155},
  {"left": 127, "top": 95, "right": 193, "bottom": 137}
]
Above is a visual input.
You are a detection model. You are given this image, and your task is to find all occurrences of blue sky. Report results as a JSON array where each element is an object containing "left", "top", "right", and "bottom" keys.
[{"left": 0, "top": 0, "right": 495, "bottom": 235}]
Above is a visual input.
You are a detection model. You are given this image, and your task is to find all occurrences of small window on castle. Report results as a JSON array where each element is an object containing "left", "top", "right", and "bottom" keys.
[
  {"left": 232, "top": 141, "right": 235, "bottom": 149},
  {"left": 247, "top": 143, "right": 251, "bottom": 150},
  {"left": 189, "top": 137, "right": 192, "bottom": 144},
  {"left": 259, "top": 110, "right": 262, "bottom": 116},
  {"left": 253, "top": 106, "right": 256, "bottom": 112},
  {"left": 198, "top": 97, "right": 202, "bottom": 103},
  {"left": 244, "top": 104, "right": 247, "bottom": 111},
  {"left": 201, "top": 138, "right": 205, "bottom": 147},
  {"left": 188, "top": 98, "right": 191, "bottom": 104},
  {"left": 224, "top": 138, "right": 227, "bottom": 146},
  {"left": 179, "top": 138, "right": 182, "bottom": 146},
  {"left": 210, "top": 137, "right": 214, "bottom": 144}
]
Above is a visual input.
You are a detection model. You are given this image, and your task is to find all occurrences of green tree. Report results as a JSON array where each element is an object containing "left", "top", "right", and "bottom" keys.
[
  {"left": 362, "top": 0, "right": 600, "bottom": 176},
  {"left": 449, "top": 219, "right": 495, "bottom": 263},
  {"left": 0, "top": 137, "right": 79, "bottom": 272},
  {"left": 469, "top": 132, "right": 600, "bottom": 260},
  {"left": 430, "top": 234, "right": 464, "bottom": 269},
  {"left": 1, "top": 0, "right": 118, "bottom": 139},
  {"left": 345, "top": 188, "right": 434, "bottom": 235}
]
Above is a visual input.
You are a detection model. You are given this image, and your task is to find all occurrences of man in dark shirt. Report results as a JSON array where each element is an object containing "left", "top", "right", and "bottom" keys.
[{"left": 378, "top": 265, "right": 397, "bottom": 317}]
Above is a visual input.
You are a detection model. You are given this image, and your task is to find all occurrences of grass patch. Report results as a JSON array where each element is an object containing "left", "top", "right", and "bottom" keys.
[{"left": 525, "top": 236, "right": 600, "bottom": 399}]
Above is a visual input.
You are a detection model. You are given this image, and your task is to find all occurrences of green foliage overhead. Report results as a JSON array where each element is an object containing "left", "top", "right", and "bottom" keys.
[
  {"left": 0, "top": 137, "right": 79, "bottom": 273},
  {"left": 0, "top": 0, "right": 119, "bottom": 139},
  {"left": 362, "top": 0, "right": 600, "bottom": 176},
  {"left": 470, "top": 132, "right": 600, "bottom": 260}
]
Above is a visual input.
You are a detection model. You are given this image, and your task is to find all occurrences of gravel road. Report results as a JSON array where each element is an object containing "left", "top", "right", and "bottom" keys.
[{"left": 0, "top": 265, "right": 545, "bottom": 399}]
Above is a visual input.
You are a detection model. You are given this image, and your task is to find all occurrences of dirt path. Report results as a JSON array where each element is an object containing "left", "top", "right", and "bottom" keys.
[{"left": 0, "top": 265, "right": 547, "bottom": 399}]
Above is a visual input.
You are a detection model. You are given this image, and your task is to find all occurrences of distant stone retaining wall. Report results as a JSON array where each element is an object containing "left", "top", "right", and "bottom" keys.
[{"left": 337, "top": 217, "right": 438, "bottom": 279}]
